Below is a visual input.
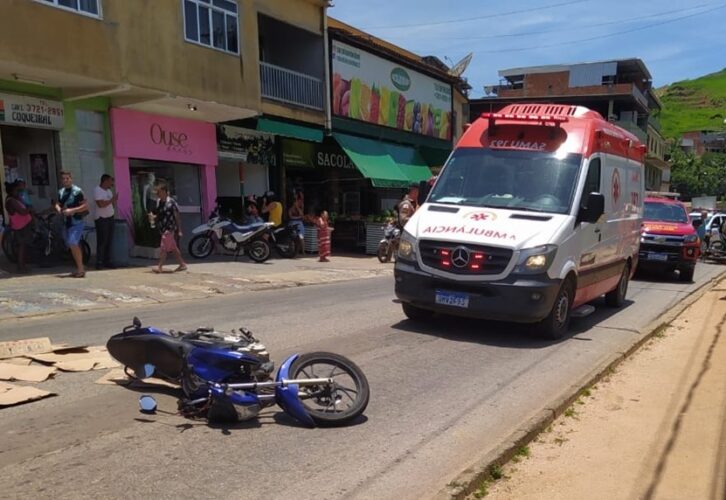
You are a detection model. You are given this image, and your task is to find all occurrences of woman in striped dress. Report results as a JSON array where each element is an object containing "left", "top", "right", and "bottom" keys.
[{"left": 316, "top": 210, "right": 331, "bottom": 262}]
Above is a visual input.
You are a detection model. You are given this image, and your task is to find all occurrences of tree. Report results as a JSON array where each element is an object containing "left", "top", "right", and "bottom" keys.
[{"left": 669, "top": 146, "right": 726, "bottom": 200}]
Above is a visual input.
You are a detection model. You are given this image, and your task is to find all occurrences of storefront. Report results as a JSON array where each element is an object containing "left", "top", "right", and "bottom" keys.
[
  {"left": 215, "top": 124, "right": 275, "bottom": 220},
  {"left": 110, "top": 108, "right": 216, "bottom": 254},
  {"left": 0, "top": 92, "right": 65, "bottom": 214}
]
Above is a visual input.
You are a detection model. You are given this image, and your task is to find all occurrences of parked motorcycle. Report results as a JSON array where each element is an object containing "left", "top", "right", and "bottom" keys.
[
  {"left": 377, "top": 221, "right": 401, "bottom": 263},
  {"left": 2, "top": 212, "right": 91, "bottom": 266},
  {"left": 107, "top": 317, "right": 370, "bottom": 427},
  {"left": 703, "top": 228, "right": 726, "bottom": 262},
  {"left": 267, "top": 222, "right": 300, "bottom": 259},
  {"left": 188, "top": 208, "right": 272, "bottom": 262}
]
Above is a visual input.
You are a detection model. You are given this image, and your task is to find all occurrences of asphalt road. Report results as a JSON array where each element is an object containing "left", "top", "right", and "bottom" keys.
[{"left": 0, "top": 264, "right": 723, "bottom": 499}]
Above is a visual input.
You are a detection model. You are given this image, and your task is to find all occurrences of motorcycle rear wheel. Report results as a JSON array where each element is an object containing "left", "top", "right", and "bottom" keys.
[
  {"left": 247, "top": 240, "right": 271, "bottom": 263},
  {"left": 377, "top": 241, "right": 391, "bottom": 263},
  {"left": 276, "top": 239, "right": 297, "bottom": 259},
  {"left": 188, "top": 234, "right": 214, "bottom": 259},
  {"left": 289, "top": 352, "right": 370, "bottom": 427}
]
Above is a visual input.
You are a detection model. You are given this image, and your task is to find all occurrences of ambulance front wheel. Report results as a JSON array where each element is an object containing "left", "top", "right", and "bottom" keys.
[{"left": 537, "top": 278, "right": 574, "bottom": 340}]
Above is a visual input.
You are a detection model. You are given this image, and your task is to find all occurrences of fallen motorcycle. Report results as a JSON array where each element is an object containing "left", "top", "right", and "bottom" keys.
[{"left": 106, "top": 317, "right": 370, "bottom": 427}]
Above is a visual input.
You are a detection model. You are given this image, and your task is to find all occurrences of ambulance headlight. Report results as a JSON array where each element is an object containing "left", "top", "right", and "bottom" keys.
[
  {"left": 398, "top": 232, "right": 417, "bottom": 261},
  {"left": 514, "top": 245, "right": 558, "bottom": 274}
]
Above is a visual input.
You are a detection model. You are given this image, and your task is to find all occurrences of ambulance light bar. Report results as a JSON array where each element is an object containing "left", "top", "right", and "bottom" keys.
[{"left": 481, "top": 112, "right": 568, "bottom": 129}]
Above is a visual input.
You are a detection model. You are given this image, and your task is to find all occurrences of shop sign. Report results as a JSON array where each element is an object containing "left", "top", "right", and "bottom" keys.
[
  {"left": 332, "top": 40, "right": 452, "bottom": 140},
  {"left": 282, "top": 139, "right": 354, "bottom": 170},
  {"left": 216, "top": 125, "right": 276, "bottom": 167},
  {"left": 110, "top": 108, "right": 217, "bottom": 165},
  {"left": 0, "top": 92, "right": 64, "bottom": 130}
]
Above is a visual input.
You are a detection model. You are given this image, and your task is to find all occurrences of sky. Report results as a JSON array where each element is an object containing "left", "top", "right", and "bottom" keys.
[{"left": 328, "top": 0, "right": 726, "bottom": 97}]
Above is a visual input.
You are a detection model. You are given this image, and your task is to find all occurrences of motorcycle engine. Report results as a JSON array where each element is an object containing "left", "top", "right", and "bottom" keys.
[{"left": 223, "top": 238, "right": 238, "bottom": 251}]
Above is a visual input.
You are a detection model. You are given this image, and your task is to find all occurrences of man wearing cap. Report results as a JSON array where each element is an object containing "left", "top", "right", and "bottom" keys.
[
  {"left": 262, "top": 191, "right": 283, "bottom": 227},
  {"left": 397, "top": 183, "right": 419, "bottom": 228}
]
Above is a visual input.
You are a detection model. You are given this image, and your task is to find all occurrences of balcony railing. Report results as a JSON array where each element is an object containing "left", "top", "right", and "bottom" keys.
[
  {"left": 260, "top": 61, "right": 324, "bottom": 111},
  {"left": 614, "top": 120, "right": 648, "bottom": 143}
]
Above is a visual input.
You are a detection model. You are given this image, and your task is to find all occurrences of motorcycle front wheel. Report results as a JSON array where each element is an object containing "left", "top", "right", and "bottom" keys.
[
  {"left": 188, "top": 234, "right": 214, "bottom": 259},
  {"left": 377, "top": 241, "right": 391, "bottom": 263},
  {"left": 290, "top": 352, "right": 370, "bottom": 427},
  {"left": 247, "top": 239, "right": 271, "bottom": 263}
]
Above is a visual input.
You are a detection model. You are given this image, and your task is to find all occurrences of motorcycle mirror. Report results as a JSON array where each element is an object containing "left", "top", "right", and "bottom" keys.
[
  {"left": 139, "top": 395, "right": 157, "bottom": 414},
  {"left": 134, "top": 363, "right": 156, "bottom": 379},
  {"left": 132, "top": 316, "right": 142, "bottom": 328}
]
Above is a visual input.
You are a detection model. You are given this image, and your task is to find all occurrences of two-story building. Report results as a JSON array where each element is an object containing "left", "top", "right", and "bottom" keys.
[
  {"left": 0, "top": 0, "right": 328, "bottom": 252},
  {"left": 472, "top": 59, "right": 670, "bottom": 191}
]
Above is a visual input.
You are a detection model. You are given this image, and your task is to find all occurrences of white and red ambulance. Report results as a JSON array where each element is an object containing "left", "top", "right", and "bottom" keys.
[{"left": 394, "top": 104, "right": 646, "bottom": 339}]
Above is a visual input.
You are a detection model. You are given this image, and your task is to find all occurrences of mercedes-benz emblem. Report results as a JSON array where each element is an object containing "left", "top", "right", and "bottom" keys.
[{"left": 451, "top": 246, "right": 470, "bottom": 268}]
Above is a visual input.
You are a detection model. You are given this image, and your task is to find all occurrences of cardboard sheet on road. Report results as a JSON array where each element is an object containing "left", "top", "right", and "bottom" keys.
[
  {"left": 27, "top": 347, "right": 118, "bottom": 372},
  {"left": 0, "top": 337, "right": 52, "bottom": 359},
  {"left": 0, "top": 381, "right": 55, "bottom": 407},
  {"left": 0, "top": 363, "right": 56, "bottom": 382}
]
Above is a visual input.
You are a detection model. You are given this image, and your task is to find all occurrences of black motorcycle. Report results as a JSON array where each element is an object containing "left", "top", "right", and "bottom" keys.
[{"left": 267, "top": 223, "right": 301, "bottom": 259}]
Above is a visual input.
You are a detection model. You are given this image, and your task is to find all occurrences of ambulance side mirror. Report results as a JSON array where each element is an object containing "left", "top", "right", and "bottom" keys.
[{"left": 579, "top": 193, "right": 605, "bottom": 224}]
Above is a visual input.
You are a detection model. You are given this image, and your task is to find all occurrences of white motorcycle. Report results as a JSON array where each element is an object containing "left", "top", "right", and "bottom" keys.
[{"left": 188, "top": 209, "right": 272, "bottom": 263}]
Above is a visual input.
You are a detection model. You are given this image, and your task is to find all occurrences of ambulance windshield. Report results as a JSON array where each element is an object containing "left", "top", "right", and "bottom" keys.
[{"left": 428, "top": 148, "right": 583, "bottom": 215}]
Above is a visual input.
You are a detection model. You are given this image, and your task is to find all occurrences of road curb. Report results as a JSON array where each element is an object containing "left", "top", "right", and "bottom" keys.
[{"left": 437, "top": 271, "right": 726, "bottom": 500}]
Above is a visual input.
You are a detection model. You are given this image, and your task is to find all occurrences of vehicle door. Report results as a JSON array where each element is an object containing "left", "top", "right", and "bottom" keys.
[{"left": 576, "top": 157, "right": 603, "bottom": 274}]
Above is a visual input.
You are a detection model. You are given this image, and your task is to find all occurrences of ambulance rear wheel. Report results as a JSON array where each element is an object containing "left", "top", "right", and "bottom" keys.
[
  {"left": 605, "top": 263, "right": 630, "bottom": 308},
  {"left": 537, "top": 279, "right": 574, "bottom": 340}
]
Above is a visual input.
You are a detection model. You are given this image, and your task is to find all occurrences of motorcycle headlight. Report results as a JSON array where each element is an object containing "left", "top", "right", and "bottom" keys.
[
  {"left": 397, "top": 231, "right": 417, "bottom": 261},
  {"left": 684, "top": 234, "right": 699, "bottom": 244},
  {"left": 513, "top": 245, "right": 558, "bottom": 275}
]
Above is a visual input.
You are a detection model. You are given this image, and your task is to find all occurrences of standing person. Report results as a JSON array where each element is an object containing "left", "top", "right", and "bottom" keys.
[
  {"left": 94, "top": 174, "right": 118, "bottom": 269},
  {"left": 261, "top": 191, "right": 283, "bottom": 227},
  {"left": 397, "top": 183, "right": 420, "bottom": 228},
  {"left": 5, "top": 181, "right": 33, "bottom": 273},
  {"left": 149, "top": 182, "right": 187, "bottom": 274},
  {"left": 55, "top": 171, "right": 88, "bottom": 278},
  {"left": 288, "top": 194, "right": 305, "bottom": 254},
  {"left": 15, "top": 179, "right": 34, "bottom": 214},
  {"left": 315, "top": 209, "right": 331, "bottom": 262}
]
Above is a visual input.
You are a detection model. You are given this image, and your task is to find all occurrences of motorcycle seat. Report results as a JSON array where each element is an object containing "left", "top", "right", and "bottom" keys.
[
  {"left": 230, "top": 222, "right": 265, "bottom": 233},
  {"left": 107, "top": 332, "right": 193, "bottom": 380}
]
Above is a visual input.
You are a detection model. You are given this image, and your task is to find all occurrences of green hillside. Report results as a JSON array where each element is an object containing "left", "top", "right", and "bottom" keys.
[{"left": 657, "top": 68, "right": 726, "bottom": 139}]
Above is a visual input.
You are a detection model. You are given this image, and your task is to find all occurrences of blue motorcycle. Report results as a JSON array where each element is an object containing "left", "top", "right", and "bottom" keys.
[{"left": 107, "top": 317, "right": 370, "bottom": 427}]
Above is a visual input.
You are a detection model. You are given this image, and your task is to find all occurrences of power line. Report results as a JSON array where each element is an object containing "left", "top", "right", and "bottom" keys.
[
  {"left": 361, "top": 0, "right": 593, "bottom": 30},
  {"left": 402, "top": 1, "right": 717, "bottom": 42},
  {"left": 471, "top": 3, "right": 726, "bottom": 54}
]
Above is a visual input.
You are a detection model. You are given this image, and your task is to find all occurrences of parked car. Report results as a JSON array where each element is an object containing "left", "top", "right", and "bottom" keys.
[
  {"left": 394, "top": 104, "right": 645, "bottom": 339},
  {"left": 639, "top": 197, "right": 700, "bottom": 282}
]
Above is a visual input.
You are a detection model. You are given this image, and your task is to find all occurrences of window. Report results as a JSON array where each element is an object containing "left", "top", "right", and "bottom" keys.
[
  {"left": 429, "top": 148, "right": 583, "bottom": 215},
  {"left": 582, "top": 158, "right": 601, "bottom": 203},
  {"left": 183, "top": 0, "right": 239, "bottom": 55},
  {"left": 37, "top": 0, "right": 101, "bottom": 17}
]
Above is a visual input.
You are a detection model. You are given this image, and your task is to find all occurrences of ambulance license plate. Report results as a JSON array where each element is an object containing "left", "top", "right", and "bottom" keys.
[
  {"left": 647, "top": 253, "right": 669, "bottom": 262},
  {"left": 435, "top": 290, "right": 469, "bottom": 308}
]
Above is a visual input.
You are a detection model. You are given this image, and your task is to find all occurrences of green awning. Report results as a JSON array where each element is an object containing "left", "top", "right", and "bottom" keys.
[
  {"left": 333, "top": 133, "right": 411, "bottom": 188},
  {"left": 383, "top": 143, "right": 433, "bottom": 184},
  {"left": 257, "top": 118, "right": 323, "bottom": 143}
]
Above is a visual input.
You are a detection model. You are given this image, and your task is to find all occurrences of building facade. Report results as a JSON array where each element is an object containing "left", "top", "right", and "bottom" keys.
[
  {"left": 472, "top": 59, "right": 670, "bottom": 191},
  {"left": 0, "top": 0, "right": 328, "bottom": 251}
]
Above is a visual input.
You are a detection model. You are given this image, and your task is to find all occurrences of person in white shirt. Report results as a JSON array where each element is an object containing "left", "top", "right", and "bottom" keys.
[{"left": 94, "top": 174, "right": 118, "bottom": 269}]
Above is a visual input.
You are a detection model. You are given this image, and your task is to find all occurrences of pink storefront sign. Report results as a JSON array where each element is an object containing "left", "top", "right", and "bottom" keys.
[{"left": 110, "top": 108, "right": 218, "bottom": 230}]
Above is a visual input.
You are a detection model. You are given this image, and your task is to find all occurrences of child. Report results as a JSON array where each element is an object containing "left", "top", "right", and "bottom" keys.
[{"left": 315, "top": 209, "right": 331, "bottom": 262}]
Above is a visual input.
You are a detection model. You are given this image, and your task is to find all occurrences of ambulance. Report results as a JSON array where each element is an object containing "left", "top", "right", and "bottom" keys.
[{"left": 394, "top": 104, "right": 645, "bottom": 339}]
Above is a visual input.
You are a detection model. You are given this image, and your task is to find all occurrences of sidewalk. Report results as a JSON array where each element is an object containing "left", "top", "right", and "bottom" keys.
[
  {"left": 0, "top": 254, "right": 393, "bottom": 321},
  {"left": 483, "top": 281, "right": 726, "bottom": 500}
]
